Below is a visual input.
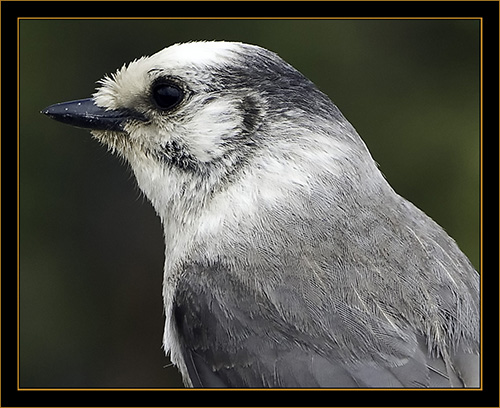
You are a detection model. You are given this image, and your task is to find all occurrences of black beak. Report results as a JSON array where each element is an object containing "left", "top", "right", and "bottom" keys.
[{"left": 42, "top": 98, "right": 147, "bottom": 132}]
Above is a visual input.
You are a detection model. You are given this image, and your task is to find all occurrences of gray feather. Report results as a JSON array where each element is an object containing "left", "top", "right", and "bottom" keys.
[{"left": 49, "top": 41, "right": 479, "bottom": 388}]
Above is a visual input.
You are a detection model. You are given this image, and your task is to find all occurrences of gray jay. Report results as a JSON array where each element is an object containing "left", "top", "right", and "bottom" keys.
[{"left": 42, "top": 41, "right": 479, "bottom": 388}]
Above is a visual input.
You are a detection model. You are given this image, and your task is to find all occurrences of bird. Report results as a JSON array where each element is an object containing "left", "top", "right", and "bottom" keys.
[{"left": 42, "top": 41, "right": 480, "bottom": 388}]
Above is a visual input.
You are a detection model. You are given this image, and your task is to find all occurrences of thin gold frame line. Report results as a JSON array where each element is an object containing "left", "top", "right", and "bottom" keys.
[{"left": 17, "top": 16, "right": 483, "bottom": 392}]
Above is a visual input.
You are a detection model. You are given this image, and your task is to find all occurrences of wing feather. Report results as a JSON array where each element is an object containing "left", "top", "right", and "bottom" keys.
[{"left": 172, "top": 261, "right": 478, "bottom": 388}]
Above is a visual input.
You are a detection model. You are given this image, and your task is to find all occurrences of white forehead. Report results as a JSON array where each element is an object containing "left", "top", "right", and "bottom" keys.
[
  {"left": 150, "top": 41, "right": 243, "bottom": 68},
  {"left": 94, "top": 41, "right": 244, "bottom": 109}
]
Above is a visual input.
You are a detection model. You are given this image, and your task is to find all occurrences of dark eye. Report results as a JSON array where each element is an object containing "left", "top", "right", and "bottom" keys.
[{"left": 151, "top": 82, "right": 184, "bottom": 111}]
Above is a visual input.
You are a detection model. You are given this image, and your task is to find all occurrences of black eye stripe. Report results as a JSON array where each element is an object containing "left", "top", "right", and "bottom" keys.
[{"left": 151, "top": 81, "right": 184, "bottom": 111}]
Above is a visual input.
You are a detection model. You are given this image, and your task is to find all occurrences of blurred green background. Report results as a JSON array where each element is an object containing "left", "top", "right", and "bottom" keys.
[{"left": 19, "top": 19, "right": 480, "bottom": 388}]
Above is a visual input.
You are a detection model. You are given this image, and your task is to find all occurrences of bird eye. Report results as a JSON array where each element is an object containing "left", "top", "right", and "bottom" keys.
[{"left": 151, "top": 82, "right": 184, "bottom": 111}]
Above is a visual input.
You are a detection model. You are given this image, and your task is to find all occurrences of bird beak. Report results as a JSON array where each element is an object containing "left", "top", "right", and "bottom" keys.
[{"left": 42, "top": 98, "right": 146, "bottom": 132}]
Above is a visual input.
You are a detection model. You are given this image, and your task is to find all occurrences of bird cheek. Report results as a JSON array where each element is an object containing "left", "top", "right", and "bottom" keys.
[{"left": 124, "top": 121, "right": 167, "bottom": 146}]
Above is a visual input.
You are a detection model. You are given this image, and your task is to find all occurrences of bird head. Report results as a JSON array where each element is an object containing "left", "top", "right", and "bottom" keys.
[{"left": 43, "top": 41, "right": 379, "bottom": 226}]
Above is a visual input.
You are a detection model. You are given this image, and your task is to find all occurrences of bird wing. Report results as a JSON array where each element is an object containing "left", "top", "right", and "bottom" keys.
[{"left": 172, "top": 261, "right": 478, "bottom": 388}]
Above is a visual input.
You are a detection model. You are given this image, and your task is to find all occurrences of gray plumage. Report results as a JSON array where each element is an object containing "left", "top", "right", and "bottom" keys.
[{"left": 42, "top": 41, "right": 480, "bottom": 388}]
